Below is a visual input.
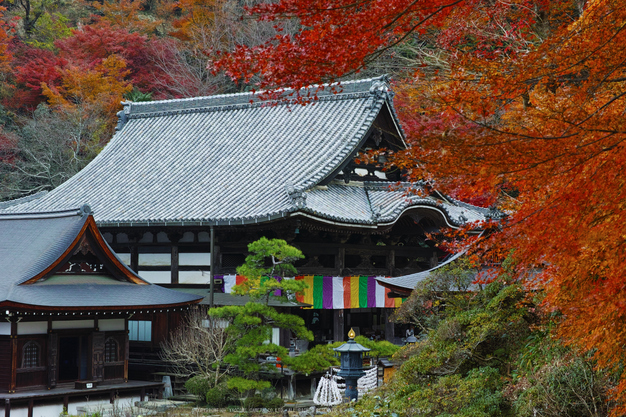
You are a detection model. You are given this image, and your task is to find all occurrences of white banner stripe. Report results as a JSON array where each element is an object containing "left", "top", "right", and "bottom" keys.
[
  {"left": 223, "top": 274, "right": 237, "bottom": 294},
  {"left": 375, "top": 276, "right": 386, "bottom": 308},
  {"left": 332, "top": 276, "right": 344, "bottom": 309}
]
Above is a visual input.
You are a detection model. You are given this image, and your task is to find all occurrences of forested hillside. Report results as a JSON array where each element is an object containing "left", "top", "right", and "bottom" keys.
[{"left": 0, "top": 0, "right": 301, "bottom": 200}]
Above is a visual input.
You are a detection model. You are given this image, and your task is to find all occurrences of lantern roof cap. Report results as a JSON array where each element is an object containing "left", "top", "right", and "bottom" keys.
[{"left": 334, "top": 329, "right": 371, "bottom": 353}]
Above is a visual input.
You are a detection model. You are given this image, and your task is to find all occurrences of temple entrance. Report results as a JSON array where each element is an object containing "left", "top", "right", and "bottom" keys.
[{"left": 58, "top": 336, "right": 89, "bottom": 381}]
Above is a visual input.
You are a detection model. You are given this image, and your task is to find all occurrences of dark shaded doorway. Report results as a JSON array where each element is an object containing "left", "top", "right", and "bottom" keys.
[
  {"left": 59, "top": 337, "right": 79, "bottom": 381},
  {"left": 58, "top": 336, "right": 89, "bottom": 381}
]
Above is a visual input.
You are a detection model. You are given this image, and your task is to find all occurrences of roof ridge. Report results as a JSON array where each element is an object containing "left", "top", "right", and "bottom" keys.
[
  {"left": 0, "top": 206, "right": 87, "bottom": 220},
  {"left": 0, "top": 191, "right": 47, "bottom": 210},
  {"left": 122, "top": 76, "right": 390, "bottom": 118}
]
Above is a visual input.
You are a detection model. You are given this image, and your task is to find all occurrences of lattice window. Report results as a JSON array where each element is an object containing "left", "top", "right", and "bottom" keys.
[
  {"left": 104, "top": 338, "right": 118, "bottom": 362},
  {"left": 22, "top": 341, "right": 40, "bottom": 368}
]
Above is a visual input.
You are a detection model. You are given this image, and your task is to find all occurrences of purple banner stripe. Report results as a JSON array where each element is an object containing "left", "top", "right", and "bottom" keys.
[{"left": 323, "top": 276, "right": 333, "bottom": 309}]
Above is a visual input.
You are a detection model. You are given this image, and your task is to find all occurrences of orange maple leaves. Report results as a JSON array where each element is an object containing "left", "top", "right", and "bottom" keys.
[{"left": 214, "top": 0, "right": 626, "bottom": 411}]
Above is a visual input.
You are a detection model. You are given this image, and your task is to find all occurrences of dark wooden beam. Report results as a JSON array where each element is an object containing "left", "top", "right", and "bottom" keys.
[
  {"left": 130, "top": 246, "right": 139, "bottom": 273},
  {"left": 9, "top": 321, "right": 16, "bottom": 393},
  {"left": 170, "top": 244, "right": 179, "bottom": 285}
]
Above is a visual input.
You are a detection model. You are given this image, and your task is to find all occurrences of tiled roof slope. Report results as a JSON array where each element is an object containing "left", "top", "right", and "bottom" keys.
[
  {"left": 375, "top": 252, "right": 480, "bottom": 292},
  {"left": 0, "top": 209, "right": 201, "bottom": 309},
  {"left": 1, "top": 76, "right": 487, "bottom": 228},
  {"left": 304, "top": 182, "right": 489, "bottom": 226},
  {"left": 0, "top": 208, "right": 87, "bottom": 289}
]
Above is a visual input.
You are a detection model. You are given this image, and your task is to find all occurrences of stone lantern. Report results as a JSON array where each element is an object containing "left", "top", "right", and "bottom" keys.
[{"left": 334, "top": 328, "right": 370, "bottom": 401}]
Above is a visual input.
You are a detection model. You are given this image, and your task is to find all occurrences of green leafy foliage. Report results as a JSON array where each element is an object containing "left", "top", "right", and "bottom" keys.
[
  {"left": 184, "top": 375, "right": 212, "bottom": 399},
  {"left": 391, "top": 367, "right": 505, "bottom": 416},
  {"left": 209, "top": 238, "right": 312, "bottom": 395},
  {"left": 287, "top": 343, "right": 340, "bottom": 375},
  {"left": 233, "top": 236, "right": 306, "bottom": 301},
  {"left": 325, "top": 259, "right": 614, "bottom": 417},
  {"left": 511, "top": 334, "right": 613, "bottom": 417},
  {"left": 26, "top": 12, "right": 71, "bottom": 50},
  {"left": 287, "top": 337, "right": 399, "bottom": 375},
  {"left": 205, "top": 380, "right": 237, "bottom": 408}
]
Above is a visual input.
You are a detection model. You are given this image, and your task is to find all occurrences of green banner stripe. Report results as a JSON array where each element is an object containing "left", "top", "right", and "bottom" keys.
[
  {"left": 313, "top": 275, "right": 324, "bottom": 309},
  {"left": 359, "top": 276, "right": 368, "bottom": 308}
]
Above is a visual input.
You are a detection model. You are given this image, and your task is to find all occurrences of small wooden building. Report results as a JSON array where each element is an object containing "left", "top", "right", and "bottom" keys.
[{"left": 0, "top": 206, "right": 200, "bottom": 415}]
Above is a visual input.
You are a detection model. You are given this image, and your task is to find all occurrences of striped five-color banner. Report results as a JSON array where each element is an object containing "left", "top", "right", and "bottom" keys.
[{"left": 220, "top": 275, "right": 403, "bottom": 309}]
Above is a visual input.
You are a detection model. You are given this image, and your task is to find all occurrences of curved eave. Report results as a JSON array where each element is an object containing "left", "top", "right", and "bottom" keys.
[
  {"left": 95, "top": 203, "right": 485, "bottom": 231},
  {"left": 0, "top": 298, "right": 201, "bottom": 312}
]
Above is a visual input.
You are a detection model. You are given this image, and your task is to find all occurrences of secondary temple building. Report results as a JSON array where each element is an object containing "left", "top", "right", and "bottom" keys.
[
  {"left": 0, "top": 206, "right": 201, "bottom": 415},
  {"left": 1, "top": 76, "right": 488, "bottom": 347}
]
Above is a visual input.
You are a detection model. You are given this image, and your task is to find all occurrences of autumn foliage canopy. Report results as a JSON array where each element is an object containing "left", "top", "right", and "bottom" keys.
[{"left": 213, "top": 0, "right": 626, "bottom": 411}]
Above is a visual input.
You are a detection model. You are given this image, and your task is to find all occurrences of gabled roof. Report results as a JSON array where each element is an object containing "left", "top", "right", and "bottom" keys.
[
  {"left": 0, "top": 76, "right": 487, "bottom": 228},
  {"left": 0, "top": 207, "right": 201, "bottom": 311}
]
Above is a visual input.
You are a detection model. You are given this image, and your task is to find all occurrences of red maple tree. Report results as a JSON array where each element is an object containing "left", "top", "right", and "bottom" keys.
[{"left": 213, "top": 0, "right": 626, "bottom": 412}]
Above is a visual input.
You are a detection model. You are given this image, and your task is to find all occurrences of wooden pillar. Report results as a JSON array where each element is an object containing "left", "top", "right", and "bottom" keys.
[
  {"left": 336, "top": 247, "right": 345, "bottom": 275},
  {"left": 209, "top": 226, "right": 215, "bottom": 308},
  {"left": 5, "top": 399, "right": 10, "bottom": 417},
  {"left": 333, "top": 309, "right": 345, "bottom": 342},
  {"left": 130, "top": 245, "right": 139, "bottom": 273},
  {"left": 140, "top": 388, "right": 146, "bottom": 402},
  {"left": 384, "top": 309, "right": 394, "bottom": 342},
  {"left": 387, "top": 249, "right": 395, "bottom": 276},
  {"left": 171, "top": 243, "right": 179, "bottom": 285},
  {"left": 48, "top": 332, "right": 58, "bottom": 388},
  {"left": 63, "top": 396, "right": 69, "bottom": 410},
  {"left": 430, "top": 251, "right": 438, "bottom": 268},
  {"left": 28, "top": 399, "right": 34, "bottom": 417},
  {"left": 9, "top": 319, "right": 17, "bottom": 392},
  {"left": 124, "top": 333, "right": 129, "bottom": 382}
]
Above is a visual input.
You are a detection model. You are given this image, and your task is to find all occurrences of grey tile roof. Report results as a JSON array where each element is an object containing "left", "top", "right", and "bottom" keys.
[
  {"left": 1, "top": 76, "right": 486, "bottom": 228},
  {"left": 0, "top": 209, "right": 201, "bottom": 310},
  {"left": 7, "top": 284, "right": 200, "bottom": 309},
  {"left": 303, "top": 182, "right": 489, "bottom": 226},
  {"left": 375, "top": 252, "right": 480, "bottom": 292},
  {"left": 0, "top": 208, "right": 87, "bottom": 289}
]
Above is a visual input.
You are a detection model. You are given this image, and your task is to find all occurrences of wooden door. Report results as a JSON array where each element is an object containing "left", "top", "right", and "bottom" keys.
[
  {"left": 47, "top": 333, "right": 58, "bottom": 388},
  {"left": 92, "top": 332, "right": 104, "bottom": 381}
]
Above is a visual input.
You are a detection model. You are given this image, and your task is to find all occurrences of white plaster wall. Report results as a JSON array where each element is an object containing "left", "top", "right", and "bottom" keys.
[
  {"left": 17, "top": 321, "right": 47, "bottom": 335},
  {"left": 136, "top": 271, "right": 170, "bottom": 284},
  {"left": 51, "top": 320, "right": 94, "bottom": 330},
  {"left": 98, "top": 319, "right": 125, "bottom": 331}
]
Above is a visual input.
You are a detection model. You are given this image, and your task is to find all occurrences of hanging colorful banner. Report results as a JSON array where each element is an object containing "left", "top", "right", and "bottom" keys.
[{"left": 215, "top": 274, "right": 403, "bottom": 309}]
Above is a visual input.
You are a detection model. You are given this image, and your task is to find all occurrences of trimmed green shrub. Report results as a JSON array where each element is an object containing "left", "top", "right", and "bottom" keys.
[
  {"left": 205, "top": 386, "right": 229, "bottom": 408},
  {"left": 265, "top": 397, "right": 285, "bottom": 409},
  {"left": 185, "top": 375, "right": 212, "bottom": 400},
  {"left": 243, "top": 395, "right": 265, "bottom": 409}
]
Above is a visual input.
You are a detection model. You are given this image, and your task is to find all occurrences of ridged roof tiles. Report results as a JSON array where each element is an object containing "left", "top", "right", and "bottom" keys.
[{"left": 0, "top": 76, "right": 489, "bottom": 229}]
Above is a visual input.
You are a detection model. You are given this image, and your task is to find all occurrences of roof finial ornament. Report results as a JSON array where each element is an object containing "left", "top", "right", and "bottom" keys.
[
  {"left": 285, "top": 182, "right": 307, "bottom": 209},
  {"left": 79, "top": 204, "right": 92, "bottom": 217},
  {"left": 485, "top": 205, "right": 505, "bottom": 221},
  {"left": 348, "top": 328, "right": 356, "bottom": 339},
  {"left": 115, "top": 101, "right": 132, "bottom": 131}
]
